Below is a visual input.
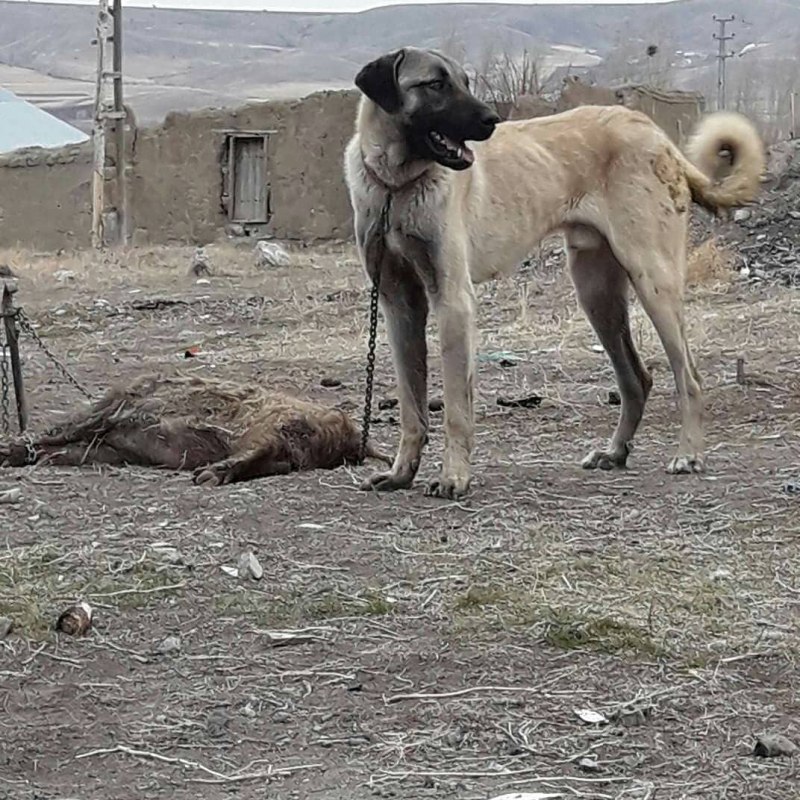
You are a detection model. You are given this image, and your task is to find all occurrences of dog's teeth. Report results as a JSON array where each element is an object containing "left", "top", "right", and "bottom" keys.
[{"left": 457, "top": 147, "right": 463, "bottom": 158}]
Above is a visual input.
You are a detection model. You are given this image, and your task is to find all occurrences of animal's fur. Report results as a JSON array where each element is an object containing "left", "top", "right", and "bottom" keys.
[
  {"left": 0, "top": 374, "right": 389, "bottom": 486},
  {"left": 344, "top": 46, "right": 765, "bottom": 499}
]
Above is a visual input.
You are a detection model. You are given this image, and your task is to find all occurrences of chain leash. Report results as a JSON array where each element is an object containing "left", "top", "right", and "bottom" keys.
[{"left": 359, "top": 197, "right": 392, "bottom": 462}]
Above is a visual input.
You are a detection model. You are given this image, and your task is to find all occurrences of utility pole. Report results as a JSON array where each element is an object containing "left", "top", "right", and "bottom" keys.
[
  {"left": 712, "top": 14, "right": 735, "bottom": 111},
  {"left": 91, "top": 0, "right": 127, "bottom": 248}
]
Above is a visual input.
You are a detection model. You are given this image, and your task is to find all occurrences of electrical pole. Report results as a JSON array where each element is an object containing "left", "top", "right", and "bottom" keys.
[
  {"left": 712, "top": 14, "right": 735, "bottom": 111},
  {"left": 91, "top": 0, "right": 127, "bottom": 248}
]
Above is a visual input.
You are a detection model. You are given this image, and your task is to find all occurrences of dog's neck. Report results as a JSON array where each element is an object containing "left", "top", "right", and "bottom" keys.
[{"left": 356, "top": 98, "right": 434, "bottom": 191}]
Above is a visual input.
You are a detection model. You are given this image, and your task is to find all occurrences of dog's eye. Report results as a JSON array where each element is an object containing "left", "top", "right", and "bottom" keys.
[{"left": 427, "top": 80, "right": 444, "bottom": 91}]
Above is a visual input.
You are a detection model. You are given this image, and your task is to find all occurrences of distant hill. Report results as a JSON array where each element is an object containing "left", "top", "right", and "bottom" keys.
[{"left": 0, "top": 0, "right": 798, "bottom": 125}]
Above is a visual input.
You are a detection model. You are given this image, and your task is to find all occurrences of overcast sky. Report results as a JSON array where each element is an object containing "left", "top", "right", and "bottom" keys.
[{"left": 5, "top": 0, "right": 675, "bottom": 14}]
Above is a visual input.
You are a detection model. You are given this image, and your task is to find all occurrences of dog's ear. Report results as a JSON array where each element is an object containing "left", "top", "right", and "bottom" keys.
[{"left": 355, "top": 49, "right": 406, "bottom": 113}]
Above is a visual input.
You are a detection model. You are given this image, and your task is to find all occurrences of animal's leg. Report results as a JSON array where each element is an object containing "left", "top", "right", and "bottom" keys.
[
  {"left": 193, "top": 441, "right": 291, "bottom": 487},
  {"left": 360, "top": 256, "right": 430, "bottom": 493},
  {"left": 567, "top": 229, "right": 653, "bottom": 470},
  {"left": 426, "top": 257, "right": 477, "bottom": 500},
  {"left": 605, "top": 220, "right": 704, "bottom": 473},
  {"left": 13, "top": 441, "right": 126, "bottom": 467}
]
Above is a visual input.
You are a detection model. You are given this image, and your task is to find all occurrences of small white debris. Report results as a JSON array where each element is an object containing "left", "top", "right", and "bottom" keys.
[
  {"left": 710, "top": 567, "right": 733, "bottom": 581},
  {"left": 196, "top": 278, "right": 211, "bottom": 286},
  {"left": 591, "top": 344, "right": 605, "bottom": 353},
  {"left": 220, "top": 565, "right": 239, "bottom": 578},
  {"left": 490, "top": 794, "right": 563, "bottom": 800},
  {"left": 257, "top": 628, "right": 328, "bottom": 647},
  {"left": 155, "top": 635, "right": 182, "bottom": 655},
  {"left": 255, "top": 240, "right": 291, "bottom": 268},
  {"left": 237, "top": 551, "right": 263, "bottom": 581},
  {"left": 54, "top": 269, "right": 76, "bottom": 283},
  {"left": 733, "top": 208, "right": 751, "bottom": 222},
  {"left": 297, "top": 523, "right": 325, "bottom": 530},
  {"left": 576, "top": 756, "right": 603, "bottom": 772},
  {"left": 574, "top": 708, "right": 608, "bottom": 725},
  {"left": 0, "top": 488, "right": 22, "bottom": 505}
]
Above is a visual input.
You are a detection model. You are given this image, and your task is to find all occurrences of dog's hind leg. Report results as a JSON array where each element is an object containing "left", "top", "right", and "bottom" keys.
[
  {"left": 567, "top": 227, "right": 653, "bottom": 470},
  {"left": 360, "top": 254, "right": 430, "bottom": 493},
  {"left": 602, "top": 204, "right": 704, "bottom": 474}
]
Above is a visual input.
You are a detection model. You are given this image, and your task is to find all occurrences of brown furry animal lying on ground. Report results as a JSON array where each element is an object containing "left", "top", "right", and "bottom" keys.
[{"left": 0, "top": 374, "right": 389, "bottom": 485}]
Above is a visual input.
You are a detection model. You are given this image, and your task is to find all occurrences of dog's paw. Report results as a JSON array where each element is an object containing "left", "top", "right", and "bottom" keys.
[
  {"left": 425, "top": 472, "right": 471, "bottom": 500},
  {"left": 581, "top": 447, "right": 629, "bottom": 471},
  {"left": 666, "top": 454, "right": 704, "bottom": 475},
  {"left": 360, "top": 469, "right": 414, "bottom": 493},
  {"left": 193, "top": 463, "right": 231, "bottom": 487}
]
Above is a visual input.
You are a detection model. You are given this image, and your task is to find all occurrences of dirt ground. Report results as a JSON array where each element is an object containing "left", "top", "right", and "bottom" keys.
[{"left": 0, "top": 239, "right": 798, "bottom": 800}]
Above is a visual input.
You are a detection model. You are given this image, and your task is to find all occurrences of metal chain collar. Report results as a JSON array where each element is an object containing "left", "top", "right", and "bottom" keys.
[{"left": 359, "top": 196, "right": 392, "bottom": 462}]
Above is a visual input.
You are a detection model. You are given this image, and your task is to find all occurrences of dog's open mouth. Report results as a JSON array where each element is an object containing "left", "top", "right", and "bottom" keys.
[{"left": 428, "top": 130, "right": 474, "bottom": 167}]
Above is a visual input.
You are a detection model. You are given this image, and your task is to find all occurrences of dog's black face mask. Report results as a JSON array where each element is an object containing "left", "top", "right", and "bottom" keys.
[{"left": 355, "top": 47, "right": 500, "bottom": 171}]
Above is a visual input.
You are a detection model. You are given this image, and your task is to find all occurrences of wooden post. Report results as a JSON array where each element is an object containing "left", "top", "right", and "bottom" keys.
[
  {"left": 2, "top": 285, "right": 28, "bottom": 433},
  {"left": 790, "top": 90, "right": 797, "bottom": 140},
  {"left": 111, "top": 0, "right": 129, "bottom": 245},
  {"left": 92, "top": 1, "right": 114, "bottom": 249}
]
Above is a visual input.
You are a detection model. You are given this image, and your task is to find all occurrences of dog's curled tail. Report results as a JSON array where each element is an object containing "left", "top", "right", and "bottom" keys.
[{"left": 683, "top": 111, "right": 765, "bottom": 212}]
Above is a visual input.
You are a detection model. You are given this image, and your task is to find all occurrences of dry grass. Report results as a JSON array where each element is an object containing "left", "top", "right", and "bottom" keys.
[{"left": 686, "top": 236, "right": 735, "bottom": 287}]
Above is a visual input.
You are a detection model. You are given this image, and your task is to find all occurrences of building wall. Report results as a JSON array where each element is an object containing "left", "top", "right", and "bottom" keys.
[
  {"left": 128, "top": 89, "right": 359, "bottom": 245},
  {"left": 0, "top": 89, "right": 360, "bottom": 251},
  {"left": 0, "top": 83, "right": 703, "bottom": 253},
  {"left": 616, "top": 86, "right": 704, "bottom": 147},
  {"left": 552, "top": 77, "right": 703, "bottom": 146},
  {"left": 0, "top": 143, "right": 92, "bottom": 250}
]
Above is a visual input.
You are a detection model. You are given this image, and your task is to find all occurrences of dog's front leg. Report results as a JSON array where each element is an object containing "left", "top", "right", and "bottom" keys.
[
  {"left": 426, "top": 268, "right": 476, "bottom": 500},
  {"left": 360, "top": 254, "right": 430, "bottom": 493}
]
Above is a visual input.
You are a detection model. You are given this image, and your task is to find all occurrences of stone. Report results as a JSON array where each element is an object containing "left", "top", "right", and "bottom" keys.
[
  {"left": 753, "top": 733, "right": 797, "bottom": 758},
  {"left": 0, "top": 488, "right": 22, "bottom": 505},
  {"left": 156, "top": 635, "right": 182, "bottom": 655},
  {"left": 54, "top": 269, "right": 76, "bottom": 283},
  {"left": 255, "top": 240, "right": 291, "bottom": 268},
  {"left": 237, "top": 551, "right": 263, "bottom": 581}
]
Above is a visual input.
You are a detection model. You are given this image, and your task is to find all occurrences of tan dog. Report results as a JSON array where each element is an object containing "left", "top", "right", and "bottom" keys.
[{"left": 344, "top": 46, "right": 764, "bottom": 499}]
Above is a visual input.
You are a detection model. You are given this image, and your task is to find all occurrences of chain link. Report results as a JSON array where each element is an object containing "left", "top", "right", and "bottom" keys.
[
  {"left": 0, "top": 340, "right": 10, "bottom": 435},
  {"left": 16, "top": 308, "right": 92, "bottom": 400},
  {"left": 359, "top": 197, "right": 392, "bottom": 462}
]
